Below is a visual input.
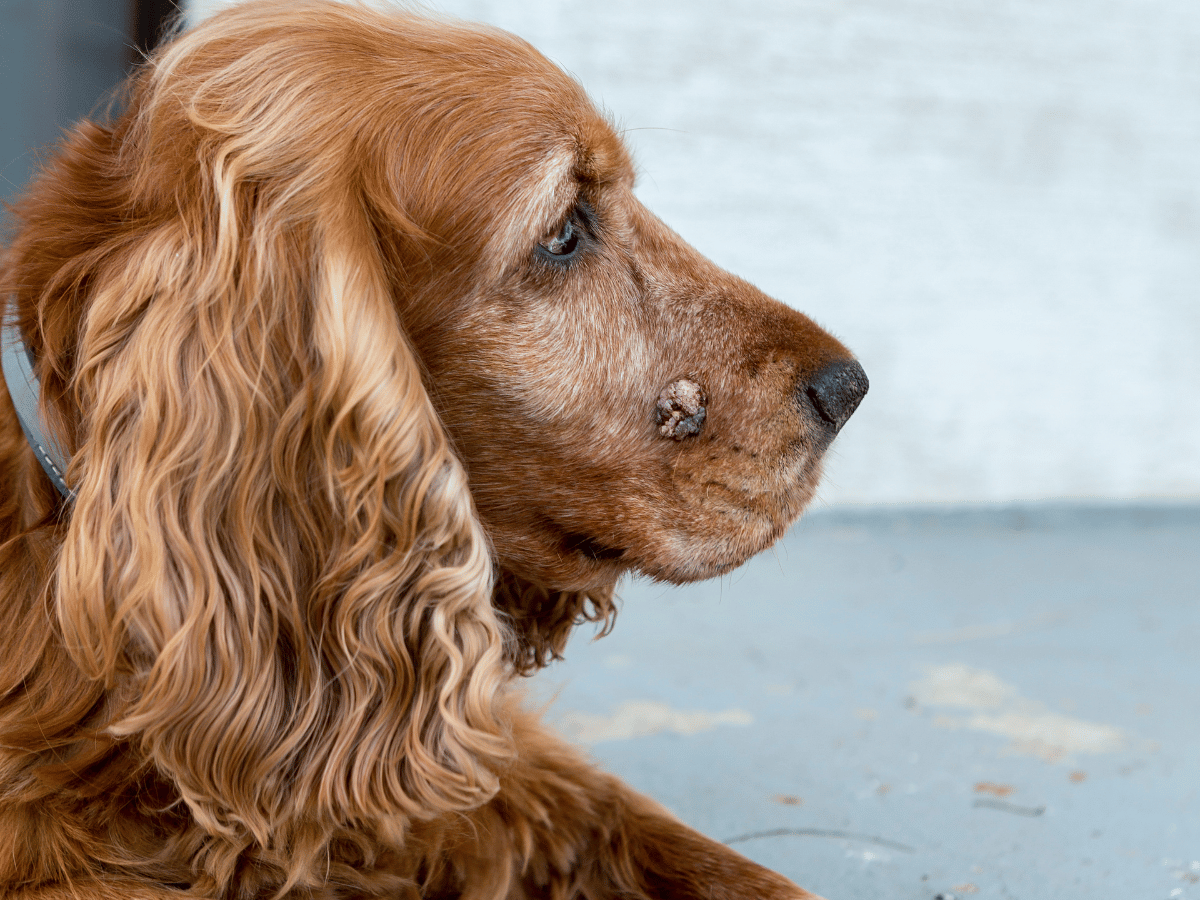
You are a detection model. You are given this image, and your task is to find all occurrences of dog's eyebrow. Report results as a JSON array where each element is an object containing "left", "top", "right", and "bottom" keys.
[
  {"left": 488, "top": 119, "right": 633, "bottom": 280},
  {"left": 479, "top": 145, "right": 575, "bottom": 280},
  {"left": 535, "top": 146, "right": 583, "bottom": 234},
  {"left": 531, "top": 124, "right": 633, "bottom": 232},
  {"left": 573, "top": 116, "right": 635, "bottom": 187}
]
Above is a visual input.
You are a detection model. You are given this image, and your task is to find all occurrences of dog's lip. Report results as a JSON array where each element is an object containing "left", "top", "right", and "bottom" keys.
[
  {"left": 562, "top": 530, "right": 627, "bottom": 562},
  {"left": 540, "top": 515, "right": 628, "bottom": 563}
]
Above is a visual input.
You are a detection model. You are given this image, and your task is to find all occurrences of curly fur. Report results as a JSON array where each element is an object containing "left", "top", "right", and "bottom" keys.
[{"left": 0, "top": 2, "right": 862, "bottom": 897}]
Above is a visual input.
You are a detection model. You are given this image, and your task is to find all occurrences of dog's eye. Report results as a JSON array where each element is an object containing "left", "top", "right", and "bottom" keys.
[
  {"left": 538, "top": 203, "right": 598, "bottom": 264},
  {"left": 540, "top": 217, "right": 580, "bottom": 259}
]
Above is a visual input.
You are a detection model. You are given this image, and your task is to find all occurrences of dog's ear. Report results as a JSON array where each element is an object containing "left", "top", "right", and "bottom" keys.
[{"left": 48, "top": 82, "right": 511, "bottom": 876}]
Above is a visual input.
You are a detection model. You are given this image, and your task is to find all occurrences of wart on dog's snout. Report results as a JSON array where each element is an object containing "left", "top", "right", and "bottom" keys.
[{"left": 656, "top": 378, "right": 707, "bottom": 440}]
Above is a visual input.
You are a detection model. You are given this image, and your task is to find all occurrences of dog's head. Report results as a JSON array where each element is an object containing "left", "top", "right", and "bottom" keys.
[
  {"left": 260, "top": 7, "right": 865, "bottom": 595},
  {"left": 2, "top": 0, "right": 863, "bottom": 873}
]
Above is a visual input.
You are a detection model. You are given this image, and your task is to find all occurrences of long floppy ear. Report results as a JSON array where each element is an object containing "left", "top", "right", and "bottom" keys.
[{"left": 49, "top": 64, "right": 512, "bottom": 880}]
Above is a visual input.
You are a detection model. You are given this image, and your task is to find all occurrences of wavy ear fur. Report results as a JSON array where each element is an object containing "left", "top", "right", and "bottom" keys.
[{"left": 38, "top": 11, "right": 512, "bottom": 884}]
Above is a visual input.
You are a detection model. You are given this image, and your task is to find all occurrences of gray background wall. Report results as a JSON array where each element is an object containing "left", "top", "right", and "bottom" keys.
[
  {"left": 23, "top": 0, "right": 1200, "bottom": 509},
  {"left": 0, "top": 0, "right": 132, "bottom": 208}
]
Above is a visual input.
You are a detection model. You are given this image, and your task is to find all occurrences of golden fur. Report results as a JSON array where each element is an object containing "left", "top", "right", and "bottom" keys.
[{"left": 0, "top": 2, "right": 863, "bottom": 897}]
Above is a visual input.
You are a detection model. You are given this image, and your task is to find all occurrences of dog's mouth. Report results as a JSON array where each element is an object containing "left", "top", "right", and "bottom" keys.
[
  {"left": 538, "top": 515, "right": 628, "bottom": 564},
  {"left": 561, "top": 530, "right": 628, "bottom": 563},
  {"left": 533, "top": 429, "right": 829, "bottom": 582}
]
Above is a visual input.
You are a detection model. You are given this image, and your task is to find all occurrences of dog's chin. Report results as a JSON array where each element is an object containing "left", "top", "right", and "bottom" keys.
[
  {"left": 646, "top": 462, "right": 828, "bottom": 583},
  {"left": 631, "top": 520, "right": 792, "bottom": 585},
  {"left": 569, "top": 494, "right": 820, "bottom": 589}
]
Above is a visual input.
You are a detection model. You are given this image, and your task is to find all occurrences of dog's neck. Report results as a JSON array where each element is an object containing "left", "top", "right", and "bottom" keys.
[{"left": 2, "top": 300, "right": 74, "bottom": 500}]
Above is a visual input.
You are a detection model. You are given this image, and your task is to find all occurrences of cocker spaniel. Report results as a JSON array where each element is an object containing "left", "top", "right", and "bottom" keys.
[{"left": 0, "top": 2, "right": 867, "bottom": 898}]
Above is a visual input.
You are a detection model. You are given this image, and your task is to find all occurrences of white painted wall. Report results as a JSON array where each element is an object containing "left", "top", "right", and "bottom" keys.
[{"left": 188, "top": 0, "right": 1200, "bottom": 507}]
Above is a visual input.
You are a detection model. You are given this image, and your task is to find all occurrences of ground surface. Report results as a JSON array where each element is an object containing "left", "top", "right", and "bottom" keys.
[{"left": 533, "top": 504, "right": 1200, "bottom": 900}]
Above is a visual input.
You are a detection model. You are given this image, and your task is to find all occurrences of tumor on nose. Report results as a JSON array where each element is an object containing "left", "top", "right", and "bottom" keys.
[{"left": 804, "top": 359, "right": 869, "bottom": 434}]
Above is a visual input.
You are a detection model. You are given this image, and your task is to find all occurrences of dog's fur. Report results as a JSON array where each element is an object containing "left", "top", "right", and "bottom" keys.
[{"left": 0, "top": 2, "right": 864, "bottom": 897}]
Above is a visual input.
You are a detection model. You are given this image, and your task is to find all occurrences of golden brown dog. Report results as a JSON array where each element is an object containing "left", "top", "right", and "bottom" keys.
[{"left": 0, "top": 2, "right": 866, "bottom": 897}]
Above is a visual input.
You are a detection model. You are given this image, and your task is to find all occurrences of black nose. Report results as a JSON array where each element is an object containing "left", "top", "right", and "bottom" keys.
[{"left": 804, "top": 359, "right": 868, "bottom": 434}]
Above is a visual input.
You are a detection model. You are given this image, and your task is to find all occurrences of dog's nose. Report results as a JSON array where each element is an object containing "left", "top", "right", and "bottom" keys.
[{"left": 803, "top": 359, "right": 868, "bottom": 434}]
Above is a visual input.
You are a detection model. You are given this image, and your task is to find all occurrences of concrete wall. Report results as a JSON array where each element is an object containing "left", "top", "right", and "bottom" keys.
[
  {"left": 132, "top": 3, "right": 1200, "bottom": 505},
  {"left": 0, "top": 0, "right": 131, "bottom": 210}
]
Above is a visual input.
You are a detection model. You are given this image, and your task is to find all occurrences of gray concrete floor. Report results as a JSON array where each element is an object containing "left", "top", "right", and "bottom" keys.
[{"left": 533, "top": 504, "right": 1200, "bottom": 900}]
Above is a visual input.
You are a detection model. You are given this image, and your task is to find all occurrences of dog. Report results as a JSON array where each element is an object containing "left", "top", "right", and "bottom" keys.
[{"left": 0, "top": 2, "right": 867, "bottom": 897}]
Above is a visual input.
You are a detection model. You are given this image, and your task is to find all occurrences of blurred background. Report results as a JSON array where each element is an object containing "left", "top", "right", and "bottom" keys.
[{"left": 1, "top": 2, "right": 1197, "bottom": 899}]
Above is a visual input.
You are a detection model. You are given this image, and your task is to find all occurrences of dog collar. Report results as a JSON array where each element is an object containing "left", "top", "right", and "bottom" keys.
[{"left": 1, "top": 299, "right": 75, "bottom": 500}]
